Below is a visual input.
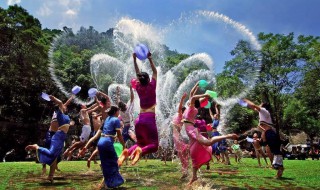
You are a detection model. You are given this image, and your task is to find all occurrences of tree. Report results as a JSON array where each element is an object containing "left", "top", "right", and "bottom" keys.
[{"left": 0, "top": 5, "right": 57, "bottom": 123}]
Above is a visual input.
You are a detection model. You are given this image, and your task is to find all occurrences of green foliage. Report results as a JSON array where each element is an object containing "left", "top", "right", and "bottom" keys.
[{"left": 0, "top": 5, "right": 57, "bottom": 123}]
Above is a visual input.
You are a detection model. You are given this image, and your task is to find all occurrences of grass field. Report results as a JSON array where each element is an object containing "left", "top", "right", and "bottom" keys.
[{"left": 0, "top": 158, "right": 319, "bottom": 190}]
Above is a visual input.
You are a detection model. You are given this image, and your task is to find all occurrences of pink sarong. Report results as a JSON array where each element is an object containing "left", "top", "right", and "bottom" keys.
[
  {"left": 172, "top": 113, "right": 189, "bottom": 173},
  {"left": 128, "top": 112, "right": 158, "bottom": 155},
  {"left": 185, "top": 125, "right": 212, "bottom": 169}
]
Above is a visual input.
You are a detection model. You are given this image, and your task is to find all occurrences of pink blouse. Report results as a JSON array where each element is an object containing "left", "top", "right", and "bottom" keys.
[
  {"left": 182, "top": 106, "right": 198, "bottom": 123},
  {"left": 136, "top": 78, "right": 156, "bottom": 109}
]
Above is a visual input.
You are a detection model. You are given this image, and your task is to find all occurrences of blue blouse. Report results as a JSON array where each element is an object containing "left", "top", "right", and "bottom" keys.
[
  {"left": 100, "top": 116, "right": 121, "bottom": 136},
  {"left": 56, "top": 109, "right": 70, "bottom": 126}
]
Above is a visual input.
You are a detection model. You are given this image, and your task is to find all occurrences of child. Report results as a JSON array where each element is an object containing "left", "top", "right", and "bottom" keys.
[
  {"left": 252, "top": 132, "right": 268, "bottom": 167},
  {"left": 231, "top": 140, "right": 242, "bottom": 163}
]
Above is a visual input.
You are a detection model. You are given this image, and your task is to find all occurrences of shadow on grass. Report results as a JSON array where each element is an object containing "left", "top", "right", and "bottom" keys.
[{"left": 39, "top": 181, "right": 71, "bottom": 186}]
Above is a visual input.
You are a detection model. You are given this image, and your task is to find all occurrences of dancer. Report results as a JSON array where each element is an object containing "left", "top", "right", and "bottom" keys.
[
  {"left": 63, "top": 104, "right": 94, "bottom": 160},
  {"left": 252, "top": 132, "right": 268, "bottom": 167},
  {"left": 79, "top": 106, "right": 125, "bottom": 189},
  {"left": 209, "top": 104, "right": 221, "bottom": 162},
  {"left": 25, "top": 95, "right": 72, "bottom": 182},
  {"left": 172, "top": 92, "right": 189, "bottom": 179},
  {"left": 194, "top": 114, "right": 211, "bottom": 169},
  {"left": 86, "top": 111, "right": 102, "bottom": 168},
  {"left": 116, "top": 85, "right": 136, "bottom": 144},
  {"left": 243, "top": 99, "right": 284, "bottom": 178},
  {"left": 118, "top": 52, "right": 158, "bottom": 166},
  {"left": 209, "top": 103, "right": 220, "bottom": 129},
  {"left": 94, "top": 91, "right": 112, "bottom": 122},
  {"left": 41, "top": 94, "right": 73, "bottom": 175},
  {"left": 183, "top": 86, "right": 237, "bottom": 185}
]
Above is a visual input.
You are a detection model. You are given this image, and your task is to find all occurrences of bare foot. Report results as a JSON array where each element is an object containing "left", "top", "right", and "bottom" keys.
[
  {"left": 276, "top": 167, "right": 284, "bottom": 179},
  {"left": 55, "top": 167, "right": 61, "bottom": 172},
  {"left": 118, "top": 149, "right": 129, "bottom": 167},
  {"left": 187, "top": 177, "right": 198, "bottom": 186},
  {"left": 25, "top": 144, "right": 39, "bottom": 151},
  {"left": 93, "top": 160, "right": 98, "bottom": 164},
  {"left": 131, "top": 147, "right": 142, "bottom": 165},
  {"left": 47, "top": 176, "right": 53, "bottom": 183},
  {"left": 180, "top": 173, "right": 188, "bottom": 180},
  {"left": 97, "top": 178, "right": 105, "bottom": 189}
]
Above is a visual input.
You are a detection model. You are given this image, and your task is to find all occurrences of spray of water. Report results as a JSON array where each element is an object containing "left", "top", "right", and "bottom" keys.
[{"left": 48, "top": 11, "right": 261, "bottom": 185}]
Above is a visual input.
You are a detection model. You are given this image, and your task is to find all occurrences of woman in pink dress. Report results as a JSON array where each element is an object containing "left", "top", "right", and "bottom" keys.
[
  {"left": 183, "top": 83, "right": 238, "bottom": 185},
  {"left": 172, "top": 93, "right": 189, "bottom": 179},
  {"left": 118, "top": 52, "right": 158, "bottom": 166}
]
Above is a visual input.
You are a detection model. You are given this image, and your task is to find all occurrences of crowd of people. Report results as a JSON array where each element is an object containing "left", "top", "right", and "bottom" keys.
[{"left": 25, "top": 51, "right": 287, "bottom": 189}]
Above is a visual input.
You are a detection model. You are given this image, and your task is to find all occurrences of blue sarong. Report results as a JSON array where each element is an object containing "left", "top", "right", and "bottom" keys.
[
  {"left": 37, "top": 130, "right": 66, "bottom": 165},
  {"left": 44, "top": 130, "right": 62, "bottom": 163},
  {"left": 98, "top": 136, "right": 124, "bottom": 188}
]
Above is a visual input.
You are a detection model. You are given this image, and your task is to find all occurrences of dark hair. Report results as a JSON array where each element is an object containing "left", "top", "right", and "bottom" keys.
[
  {"left": 194, "top": 100, "right": 200, "bottom": 108},
  {"left": 107, "top": 105, "right": 119, "bottom": 116},
  {"left": 181, "top": 106, "right": 186, "bottom": 113},
  {"left": 118, "top": 101, "right": 127, "bottom": 112},
  {"left": 100, "top": 97, "right": 107, "bottom": 105},
  {"left": 137, "top": 72, "right": 150, "bottom": 86},
  {"left": 261, "top": 102, "right": 271, "bottom": 112}
]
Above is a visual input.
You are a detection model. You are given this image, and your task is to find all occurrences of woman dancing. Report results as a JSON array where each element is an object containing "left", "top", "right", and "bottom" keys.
[
  {"left": 183, "top": 83, "right": 237, "bottom": 185},
  {"left": 42, "top": 94, "right": 73, "bottom": 175},
  {"left": 172, "top": 92, "right": 189, "bottom": 179},
  {"left": 118, "top": 52, "right": 158, "bottom": 166},
  {"left": 25, "top": 95, "right": 73, "bottom": 182},
  {"left": 79, "top": 106, "right": 125, "bottom": 189}
]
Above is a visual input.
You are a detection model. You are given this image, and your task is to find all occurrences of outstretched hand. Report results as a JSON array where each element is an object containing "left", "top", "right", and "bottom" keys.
[
  {"left": 227, "top": 133, "right": 239, "bottom": 140},
  {"left": 147, "top": 52, "right": 152, "bottom": 59}
]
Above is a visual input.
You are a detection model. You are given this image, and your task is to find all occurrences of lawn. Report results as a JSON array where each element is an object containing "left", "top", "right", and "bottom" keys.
[{"left": 0, "top": 158, "right": 319, "bottom": 190}]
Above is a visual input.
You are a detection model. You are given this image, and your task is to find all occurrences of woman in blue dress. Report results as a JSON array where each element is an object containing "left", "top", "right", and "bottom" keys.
[
  {"left": 25, "top": 95, "right": 72, "bottom": 183},
  {"left": 79, "top": 105, "right": 125, "bottom": 189}
]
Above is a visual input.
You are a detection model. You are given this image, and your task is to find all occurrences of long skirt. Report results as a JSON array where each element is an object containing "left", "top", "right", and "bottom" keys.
[
  {"left": 173, "top": 126, "right": 189, "bottom": 173},
  {"left": 128, "top": 112, "right": 158, "bottom": 155},
  {"left": 98, "top": 136, "right": 124, "bottom": 188},
  {"left": 37, "top": 130, "right": 66, "bottom": 165},
  {"left": 185, "top": 125, "right": 212, "bottom": 169}
]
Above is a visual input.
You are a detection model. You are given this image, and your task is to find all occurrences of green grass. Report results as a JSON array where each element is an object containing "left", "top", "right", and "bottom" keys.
[{"left": 0, "top": 158, "right": 319, "bottom": 190}]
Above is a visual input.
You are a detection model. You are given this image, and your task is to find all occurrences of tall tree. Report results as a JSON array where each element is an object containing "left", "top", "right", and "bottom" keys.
[{"left": 0, "top": 5, "right": 55, "bottom": 123}]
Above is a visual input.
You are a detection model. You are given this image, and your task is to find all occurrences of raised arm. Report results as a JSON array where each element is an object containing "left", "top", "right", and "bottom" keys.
[
  {"left": 190, "top": 94, "right": 210, "bottom": 107},
  {"left": 243, "top": 98, "right": 260, "bottom": 112},
  {"left": 63, "top": 94, "right": 74, "bottom": 107},
  {"left": 147, "top": 52, "right": 157, "bottom": 80},
  {"left": 209, "top": 107, "right": 214, "bottom": 119},
  {"left": 133, "top": 53, "right": 140, "bottom": 76},
  {"left": 189, "top": 82, "right": 199, "bottom": 99},
  {"left": 49, "top": 95, "right": 64, "bottom": 111},
  {"left": 215, "top": 104, "right": 220, "bottom": 119},
  {"left": 129, "top": 85, "right": 134, "bottom": 104},
  {"left": 178, "top": 93, "right": 187, "bottom": 114}
]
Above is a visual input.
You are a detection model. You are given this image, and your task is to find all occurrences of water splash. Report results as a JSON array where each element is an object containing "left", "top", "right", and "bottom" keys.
[
  {"left": 49, "top": 10, "right": 261, "bottom": 151},
  {"left": 3, "top": 149, "right": 15, "bottom": 162}
]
